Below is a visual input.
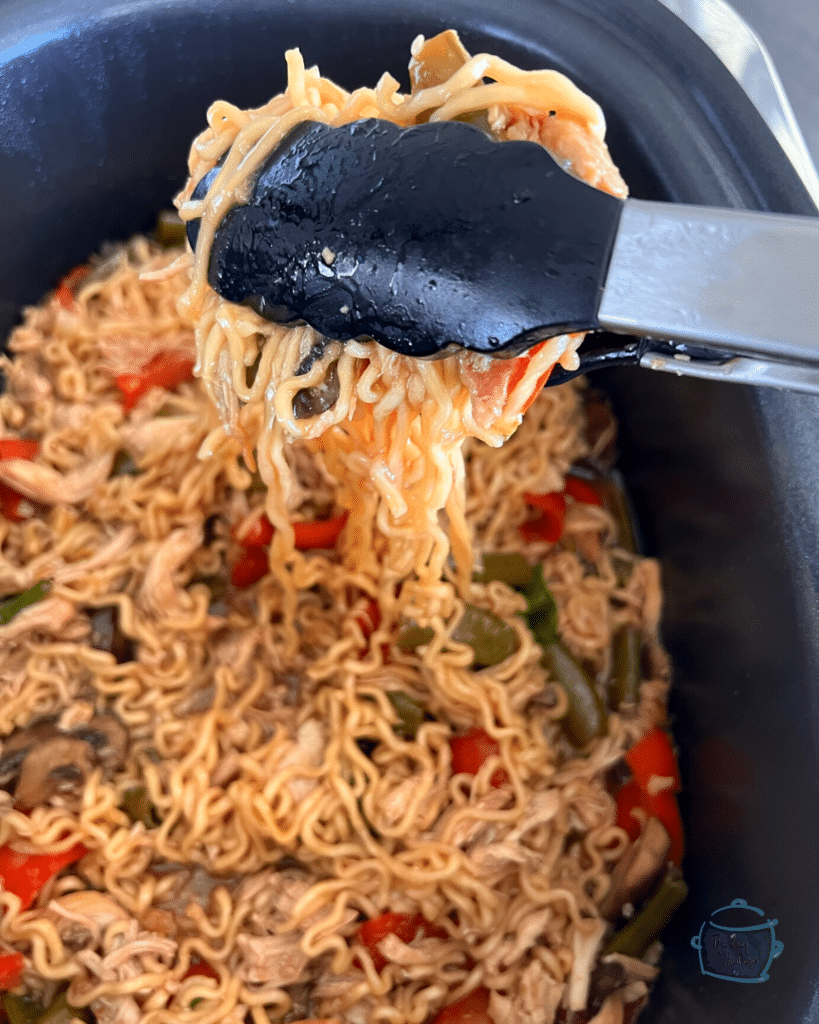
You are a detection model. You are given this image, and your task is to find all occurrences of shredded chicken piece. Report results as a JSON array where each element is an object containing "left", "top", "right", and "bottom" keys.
[
  {"left": 503, "top": 907, "right": 556, "bottom": 967},
  {"left": 468, "top": 838, "right": 530, "bottom": 877},
  {"left": 139, "top": 525, "right": 202, "bottom": 617},
  {"left": 119, "top": 415, "right": 200, "bottom": 457},
  {"left": 511, "top": 789, "right": 562, "bottom": 840},
  {"left": 376, "top": 933, "right": 453, "bottom": 969},
  {"left": 46, "top": 891, "right": 132, "bottom": 946},
  {"left": 0, "top": 453, "right": 113, "bottom": 505},
  {"left": 314, "top": 975, "right": 376, "bottom": 1023},
  {"left": 236, "top": 932, "right": 309, "bottom": 986},
  {"left": 340, "top": 1003, "right": 377, "bottom": 1024},
  {"left": 139, "top": 905, "right": 177, "bottom": 938},
  {"left": 57, "top": 702, "right": 96, "bottom": 732},
  {"left": 447, "top": 787, "right": 512, "bottom": 847},
  {"left": 236, "top": 869, "right": 312, "bottom": 926},
  {"left": 379, "top": 773, "right": 446, "bottom": 830},
  {"left": 103, "top": 935, "right": 178, "bottom": 971},
  {"left": 69, "top": 919, "right": 177, "bottom": 1019},
  {"left": 53, "top": 528, "right": 137, "bottom": 585},
  {"left": 1, "top": 358, "right": 53, "bottom": 403},
  {"left": 465, "top": 789, "right": 560, "bottom": 882},
  {"left": 0, "top": 596, "right": 75, "bottom": 642},
  {"left": 600, "top": 953, "right": 658, "bottom": 984},
  {"left": 566, "top": 919, "right": 607, "bottom": 1011},
  {"left": 158, "top": 867, "right": 226, "bottom": 919},
  {"left": 90, "top": 994, "right": 142, "bottom": 1024},
  {"left": 275, "top": 718, "right": 326, "bottom": 801},
  {"left": 489, "top": 959, "right": 563, "bottom": 1024},
  {"left": 313, "top": 973, "right": 369, "bottom": 1001},
  {"left": 626, "top": 559, "right": 663, "bottom": 636}
]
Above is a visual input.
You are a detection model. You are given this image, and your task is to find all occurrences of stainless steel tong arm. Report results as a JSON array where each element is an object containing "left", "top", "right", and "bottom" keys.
[{"left": 598, "top": 200, "right": 819, "bottom": 392}]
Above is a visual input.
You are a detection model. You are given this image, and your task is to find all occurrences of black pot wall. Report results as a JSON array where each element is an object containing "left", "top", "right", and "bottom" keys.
[{"left": 1, "top": 1, "right": 818, "bottom": 1021}]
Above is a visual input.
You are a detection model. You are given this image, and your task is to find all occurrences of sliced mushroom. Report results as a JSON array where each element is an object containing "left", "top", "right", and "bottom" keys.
[
  {"left": 588, "top": 959, "right": 628, "bottom": 1014},
  {"left": 0, "top": 710, "right": 130, "bottom": 810},
  {"left": 282, "top": 981, "right": 315, "bottom": 1023},
  {"left": 292, "top": 360, "right": 340, "bottom": 419},
  {"left": 87, "top": 605, "right": 135, "bottom": 663},
  {"left": 14, "top": 736, "right": 96, "bottom": 809},
  {"left": 599, "top": 817, "right": 670, "bottom": 920},
  {"left": 72, "top": 714, "right": 129, "bottom": 773},
  {"left": 0, "top": 716, "right": 61, "bottom": 786}
]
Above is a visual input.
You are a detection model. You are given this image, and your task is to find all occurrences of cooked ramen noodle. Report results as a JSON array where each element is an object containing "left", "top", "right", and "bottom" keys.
[{"left": 0, "top": 32, "right": 680, "bottom": 1024}]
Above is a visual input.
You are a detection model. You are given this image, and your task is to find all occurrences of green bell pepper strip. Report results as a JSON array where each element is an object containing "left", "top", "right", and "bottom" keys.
[
  {"left": 122, "top": 787, "right": 162, "bottom": 829},
  {"left": 397, "top": 605, "right": 520, "bottom": 668},
  {"left": 610, "top": 624, "right": 642, "bottom": 708},
  {"left": 605, "top": 870, "right": 688, "bottom": 957},
  {"left": 387, "top": 692, "right": 425, "bottom": 741},
  {"left": 451, "top": 605, "right": 519, "bottom": 668},
  {"left": 3, "top": 993, "right": 42, "bottom": 1024},
  {"left": 541, "top": 642, "right": 607, "bottom": 748},
  {"left": 0, "top": 581, "right": 52, "bottom": 626},
  {"left": 473, "top": 551, "right": 534, "bottom": 589},
  {"left": 154, "top": 209, "right": 186, "bottom": 248}
]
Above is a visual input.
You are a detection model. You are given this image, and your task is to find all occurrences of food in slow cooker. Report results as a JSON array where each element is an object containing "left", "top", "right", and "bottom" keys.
[{"left": 0, "top": 32, "right": 683, "bottom": 1024}]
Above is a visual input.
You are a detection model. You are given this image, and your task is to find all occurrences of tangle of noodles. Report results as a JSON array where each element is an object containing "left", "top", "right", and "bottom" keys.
[
  {"left": 0, "top": 32, "right": 676, "bottom": 1024},
  {"left": 174, "top": 34, "right": 628, "bottom": 622}
]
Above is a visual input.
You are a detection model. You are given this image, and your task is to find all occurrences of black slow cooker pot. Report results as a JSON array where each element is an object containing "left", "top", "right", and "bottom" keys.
[{"left": 1, "top": 1, "right": 818, "bottom": 1021}]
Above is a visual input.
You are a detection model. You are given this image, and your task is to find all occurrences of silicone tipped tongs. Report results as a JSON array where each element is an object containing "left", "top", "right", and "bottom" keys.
[{"left": 188, "top": 118, "right": 819, "bottom": 394}]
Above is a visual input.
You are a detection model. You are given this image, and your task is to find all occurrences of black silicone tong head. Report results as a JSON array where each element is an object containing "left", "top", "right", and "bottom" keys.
[
  {"left": 188, "top": 118, "right": 819, "bottom": 395},
  {"left": 186, "top": 118, "right": 624, "bottom": 359}
]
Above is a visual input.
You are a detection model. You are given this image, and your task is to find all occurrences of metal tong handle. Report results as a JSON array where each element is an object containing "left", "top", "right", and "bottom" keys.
[{"left": 579, "top": 199, "right": 819, "bottom": 394}]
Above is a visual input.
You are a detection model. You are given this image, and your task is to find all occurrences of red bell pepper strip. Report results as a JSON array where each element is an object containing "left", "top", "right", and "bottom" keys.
[
  {"left": 520, "top": 472, "right": 607, "bottom": 545},
  {"left": 292, "top": 512, "right": 348, "bottom": 550},
  {"left": 54, "top": 265, "right": 89, "bottom": 311},
  {"left": 182, "top": 956, "right": 220, "bottom": 983},
  {"left": 0, "top": 483, "right": 33, "bottom": 524},
  {"left": 616, "top": 729, "right": 684, "bottom": 866},
  {"left": 355, "top": 598, "right": 391, "bottom": 662},
  {"left": 644, "top": 789, "right": 684, "bottom": 868},
  {"left": 237, "top": 514, "right": 275, "bottom": 547},
  {"left": 356, "top": 599, "right": 381, "bottom": 641},
  {"left": 616, "top": 785, "right": 683, "bottom": 866},
  {"left": 431, "top": 987, "right": 493, "bottom": 1024},
  {"left": 523, "top": 491, "right": 565, "bottom": 516},
  {"left": 237, "top": 511, "right": 348, "bottom": 551},
  {"left": 230, "top": 546, "right": 269, "bottom": 588},
  {"left": 615, "top": 780, "right": 645, "bottom": 843},
  {"left": 0, "top": 441, "right": 40, "bottom": 523},
  {"left": 625, "top": 728, "right": 682, "bottom": 793},
  {"left": 449, "top": 728, "right": 509, "bottom": 788},
  {"left": 0, "top": 440, "right": 40, "bottom": 462},
  {"left": 179, "top": 956, "right": 220, "bottom": 1009},
  {"left": 358, "top": 912, "right": 447, "bottom": 972},
  {"left": 115, "top": 350, "right": 196, "bottom": 412},
  {"left": 231, "top": 512, "right": 348, "bottom": 585},
  {"left": 0, "top": 843, "right": 87, "bottom": 910},
  {"left": 521, "top": 491, "right": 566, "bottom": 544},
  {"left": 564, "top": 474, "right": 603, "bottom": 507},
  {"left": 505, "top": 340, "right": 552, "bottom": 397},
  {"left": 0, "top": 951, "right": 24, "bottom": 990},
  {"left": 463, "top": 341, "right": 556, "bottom": 421}
]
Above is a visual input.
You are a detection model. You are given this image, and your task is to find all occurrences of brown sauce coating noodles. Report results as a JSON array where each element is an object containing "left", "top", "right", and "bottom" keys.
[{"left": 0, "top": 33, "right": 670, "bottom": 1024}]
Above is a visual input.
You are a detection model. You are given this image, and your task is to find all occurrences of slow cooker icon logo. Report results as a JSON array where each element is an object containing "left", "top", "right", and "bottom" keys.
[{"left": 691, "top": 899, "right": 784, "bottom": 982}]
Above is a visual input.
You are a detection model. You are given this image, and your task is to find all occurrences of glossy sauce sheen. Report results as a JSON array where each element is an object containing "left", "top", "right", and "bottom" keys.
[{"left": 189, "top": 119, "right": 625, "bottom": 356}]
